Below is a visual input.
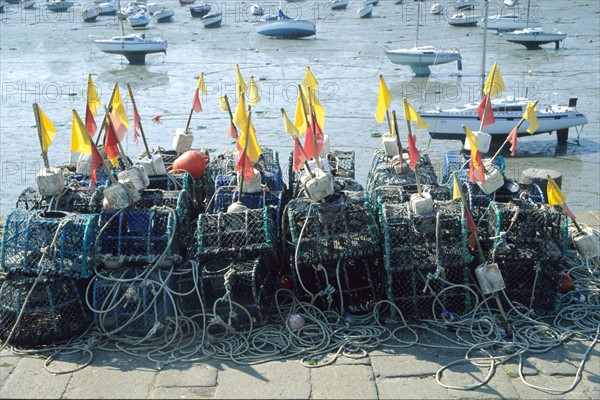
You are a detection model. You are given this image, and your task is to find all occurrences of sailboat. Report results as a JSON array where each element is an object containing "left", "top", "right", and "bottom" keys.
[
  {"left": 503, "top": 0, "right": 567, "bottom": 49},
  {"left": 384, "top": 1, "right": 461, "bottom": 76},
  {"left": 254, "top": 0, "right": 316, "bottom": 39},
  {"left": 94, "top": 0, "right": 167, "bottom": 64},
  {"left": 484, "top": 0, "right": 540, "bottom": 33},
  {"left": 419, "top": 1, "right": 587, "bottom": 143}
]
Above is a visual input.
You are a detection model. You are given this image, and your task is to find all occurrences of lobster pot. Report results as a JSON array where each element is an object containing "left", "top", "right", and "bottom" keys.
[
  {"left": 92, "top": 268, "right": 175, "bottom": 335},
  {"left": 290, "top": 255, "right": 385, "bottom": 314},
  {"left": 54, "top": 187, "right": 105, "bottom": 214},
  {"left": 134, "top": 189, "right": 193, "bottom": 245},
  {"left": 441, "top": 153, "right": 506, "bottom": 186},
  {"left": 366, "top": 151, "right": 438, "bottom": 193},
  {"left": 146, "top": 148, "right": 179, "bottom": 169},
  {"left": 328, "top": 150, "right": 355, "bottom": 179},
  {"left": 63, "top": 169, "right": 110, "bottom": 190},
  {"left": 118, "top": 165, "right": 150, "bottom": 192},
  {"left": 147, "top": 171, "right": 206, "bottom": 214},
  {"left": 388, "top": 265, "right": 469, "bottom": 321},
  {"left": 200, "top": 257, "right": 274, "bottom": 330},
  {"left": 486, "top": 202, "right": 568, "bottom": 262},
  {"left": 172, "top": 128, "right": 194, "bottom": 153},
  {"left": 368, "top": 184, "right": 451, "bottom": 218},
  {"left": 36, "top": 167, "right": 64, "bottom": 197},
  {"left": 490, "top": 261, "right": 561, "bottom": 315},
  {"left": 15, "top": 187, "right": 47, "bottom": 211},
  {"left": 287, "top": 191, "right": 380, "bottom": 265},
  {"left": 0, "top": 274, "right": 92, "bottom": 347},
  {"left": 1, "top": 209, "right": 98, "bottom": 278},
  {"left": 463, "top": 181, "right": 545, "bottom": 219},
  {"left": 76, "top": 153, "right": 93, "bottom": 176},
  {"left": 97, "top": 209, "right": 179, "bottom": 268},
  {"left": 196, "top": 207, "right": 276, "bottom": 260},
  {"left": 380, "top": 202, "right": 467, "bottom": 273}
]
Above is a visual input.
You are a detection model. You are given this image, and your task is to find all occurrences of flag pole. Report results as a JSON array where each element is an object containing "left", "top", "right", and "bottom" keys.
[
  {"left": 391, "top": 110, "right": 404, "bottom": 158},
  {"left": 280, "top": 108, "right": 313, "bottom": 178},
  {"left": 223, "top": 95, "right": 239, "bottom": 138},
  {"left": 490, "top": 99, "right": 540, "bottom": 162},
  {"left": 126, "top": 84, "right": 153, "bottom": 163},
  {"left": 237, "top": 103, "right": 252, "bottom": 203},
  {"left": 453, "top": 172, "right": 512, "bottom": 336},
  {"left": 95, "top": 83, "right": 119, "bottom": 146},
  {"left": 32, "top": 103, "right": 51, "bottom": 170},
  {"left": 404, "top": 109, "right": 422, "bottom": 196},
  {"left": 184, "top": 92, "right": 196, "bottom": 133},
  {"left": 297, "top": 84, "right": 322, "bottom": 170},
  {"left": 104, "top": 105, "right": 131, "bottom": 169}
]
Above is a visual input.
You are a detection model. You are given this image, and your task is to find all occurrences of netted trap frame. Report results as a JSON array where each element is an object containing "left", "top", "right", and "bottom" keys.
[
  {"left": 368, "top": 184, "right": 451, "bottom": 216},
  {"left": 196, "top": 207, "right": 277, "bottom": 260},
  {"left": 0, "top": 273, "right": 92, "bottom": 347},
  {"left": 91, "top": 268, "right": 176, "bottom": 336},
  {"left": 461, "top": 181, "right": 545, "bottom": 220},
  {"left": 96, "top": 208, "right": 179, "bottom": 268},
  {"left": 287, "top": 191, "right": 380, "bottom": 265},
  {"left": 199, "top": 256, "right": 274, "bottom": 330},
  {"left": 15, "top": 187, "right": 49, "bottom": 212},
  {"left": 288, "top": 150, "right": 356, "bottom": 197},
  {"left": 365, "top": 150, "right": 439, "bottom": 193},
  {"left": 485, "top": 202, "right": 568, "bottom": 263},
  {"left": 50, "top": 186, "right": 105, "bottom": 214},
  {"left": 1, "top": 209, "right": 98, "bottom": 278},
  {"left": 147, "top": 171, "right": 206, "bottom": 214}
]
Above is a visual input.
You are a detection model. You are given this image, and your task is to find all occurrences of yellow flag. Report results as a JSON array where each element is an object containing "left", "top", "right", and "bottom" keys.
[
  {"left": 483, "top": 62, "right": 505, "bottom": 98},
  {"left": 453, "top": 175, "right": 461, "bottom": 201},
  {"left": 233, "top": 94, "right": 262, "bottom": 162},
  {"left": 248, "top": 76, "right": 260, "bottom": 107},
  {"left": 197, "top": 72, "right": 207, "bottom": 95},
  {"left": 293, "top": 90, "right": 308, "bottom": 134},
  {"left": 282, "top": 109, "right": 299, "bottom": 139},
  {"left": 546, "top": 175, "right": 566, "bottom": 206},
  {"left": 87, "top": 73, "right": 101, "bottom": 117},
  {"left": 71, "top": 109, "right": 92, "bottom": 154},
  {"left": 402, "top": 98, "right": 429, "bottom": 129},
  {"left": 110, "top": 84, "right": 129, "bottom": 129},
  {"left": 301, "top": 67, "right": 325, "bottom": 131},
  {"left": 218, "top": 96, "right": 229, "bottom": 112},
  {"left": 375, "top": 75, "right": 392, "bottom": 123},
  {"left": 37, "top": 105, "right": 57, "bottom": 153},
  {"left": 523, "top": 102, "right": 539, "bottom": 134},
  {"left": 464, "top": 126, "right": 481, "bottom": 169},
  {"left": 235, "top": 64, "right": 247, "bottom": 98}
]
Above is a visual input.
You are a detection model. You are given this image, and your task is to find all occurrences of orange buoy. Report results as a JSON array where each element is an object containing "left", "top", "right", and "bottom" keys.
[
  {"left": 560, "top": 272, "right": 573, "bottom": 294},
  {"left": 172, "top": 150, "right": 209, "bottom": 178}
]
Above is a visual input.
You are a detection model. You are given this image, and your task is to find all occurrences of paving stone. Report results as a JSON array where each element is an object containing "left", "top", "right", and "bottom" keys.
[
  {"left": 63, "top": 364, "right": 155, "bottom": 399},
  {"left": 0, "top": 351, "right": 20, "bottom": 390},
  {"left": 310, "top": 364, "right": 376, "bottom": 399},
  {"left": 444, "top": 361, "right": 520, "bottom": 399},
  {"left": 370, "top": 347, "right": 464, "bottom": 378},
  {"left": 214, "top": 360, "right": 310, "bottom": 399},
  {"left": 149, "top": 386, "right": 215, "bottom": 399},
  {"left": 376, "top": 376, "right": 448, "bottom": 399},
  {"left": 155, "top": 363, "right": 217, "bottom": 387},
  {"left": 0, "top": 356, "right": 71, "bottom": 399},
  {"left": 512, "top": 375, "right": 593, "bottom": 399}
]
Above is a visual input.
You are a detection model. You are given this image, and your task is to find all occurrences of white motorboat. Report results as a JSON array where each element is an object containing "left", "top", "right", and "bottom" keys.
[
  {"left": 94, "top": 33, "right": 167, "bottom": 64},
  {"left": 255, "top": 3, "right": 316, "bottom": 39},
  {"left": 430, "top": 3, "right": 442, "bottom": 15},
  {"left": 503, "top": 0, "right": 518, "bottom": 6},
  {"left": 128, "top": 9, "right": 151, "bottom": 28},
  {"left": 249, "top": 3, "right": 263, "bottom": 15},
  {"left": 504, "top": 27, "right": 567, "bottom": 49},
  {"left": 484, "top": 13, "right": 540, "bottom": 32},
  {"left": 357, "top": 3, "right": 373, "bottom": 18},
  {"left": 330, "top": 0, "right": 348, "bottom": 10},
  {"left": 153, "top": 7, "right": 174, "bottom": 22},
  {"left": 82, "top": 3, "right": 100, "bottom": 21},
  {"left": 22, "top": 0, "right": 36, "bottom": 9},
  {"left": 448, "top": 13, "right": 479, "bottom": 27},
  {"left": 46, "top": 0, "right": 74, "bottom": 12},
  {"left": 453, "top": 0, "right": 475, "bottom": 11},
  {"left": 97, "top": 1, "right": 118, "bottom": 15},
  {"left": 201, "top": 11, "right": 222, "bottom": 28}
]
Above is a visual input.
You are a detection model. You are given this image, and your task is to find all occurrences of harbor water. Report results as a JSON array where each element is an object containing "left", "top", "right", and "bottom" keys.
[{"left": 0, "top": 0, "right": 598, "bottom": 216}]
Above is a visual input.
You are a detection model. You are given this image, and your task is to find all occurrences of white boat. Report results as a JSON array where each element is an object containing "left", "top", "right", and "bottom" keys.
[
  {"left": 503, "top": 0, "right": 518, "bottom": 6},
  {"left": 46, "top": 0, "right": 74, "bottom": 12},
  {"left": 385, "top": 2, "right": 461, "bottom": 76},
  {"left": 97, "top": 1, "right": 118, "bottom": 15},
  {"left": 255, "top": 3, "right": 316, "bottom": 39},
  {"left": 201, "top": 11, "right": 222, "bottom": 28},
  {"left": 128, "top": 9, "right": 151, "bottom": 28},
  {"left": 504, "top": 27, "right": 567, "bottom": 49},
  {"left": 94, "top": 33, "right": 167, "bottom": 64},
  {"left": 357, "top": 3, "right": 373, "bottom": 18},
  {"left": 22, "top": 0, "right": 36, "bottom": 9},
  {"left": 448, "top": 13, "right": 479, "bottom": 27},
  {"left": 118, "top": 1, "right": 139, "bottom": 19},
  {"left": 153, "top": 7, "right": 174, "bottom": 22},
  {"left": 430, "top": 3, "right": 442, "bottom": 15},
  {"left": 82, "top": 3, "right": 100, "bottom": 21},
  {"left": 330, "top": 0, "right": 348, "bottom": 10},
  {"left": 189, "top": 3, "right": 210, "bottom": 17},
  {"left": 453, "top": 0, "right": 475, "bottom": 11},
  {"left": 146, "top": 1, "right": 164, "bottom": 14},
  {"left": 364, "top": 0, "right": 378, "bottom": 6},
  {"left": 484, "top": 13, "right": 540, "bottom": 32},
  {"left": 249, "top": 3, "right": 263, "bottom": 15}
]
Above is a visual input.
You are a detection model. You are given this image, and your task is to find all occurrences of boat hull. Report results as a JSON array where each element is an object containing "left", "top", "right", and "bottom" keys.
[
  {"left": 202, "top": 12, "right": 222, "bottom": 28},
  {"left": 94, "top": 35, "right": 167, "bottom": 64},
  {"left": 255, "top": 19, "right": 316, "bottom": 39},
  {"left": 485, "top": 14, "right": 541, "bottom": 32},
  {"left": 504, "top": 29, "right": 567, "bottom": 49}
]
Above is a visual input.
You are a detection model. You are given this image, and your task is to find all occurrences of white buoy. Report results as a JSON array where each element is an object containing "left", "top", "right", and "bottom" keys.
[
  {"left": 137, "top": 154, "right": 167, "bottom": 176},
  {"left": 381, "top": 131, "right": 400, "bottom": 157},
  {"left": 76, "top": 153, "right": 93, "bottom": 176},
  {"left": 103, "top": 182, "right": 133, "bottom": 210},
  {"left": 477, "top": 161, "right": 504, "bottom": 195},
  {"left": 475, "top": 262, "right": 506, "bottom": 295},
  {"left": 238, "top": 169, "right": 263, "bottom": 193},
  {"left": 301, "top": 168, "right": 334, "bottom": 202},
  {"left": 172, "top": 128, "right": 194, "bottom": 154},
  {"left": 227, "top": 201, "right": 249, "bottom": 213},
  {"left": 118, "top": 165, "right": 149, "bottom": 191},
  {"left": 409, "top": 192, "right": 434, "bottom": 215},
  {"left": 463, "top": 130, "right": 492, "bottom": 154},
  {"left": 572, "top": 228, "right": 600, "bottom": 260},
  {"left": 36, "top": 167, "right": 64, "bottom": 197}
]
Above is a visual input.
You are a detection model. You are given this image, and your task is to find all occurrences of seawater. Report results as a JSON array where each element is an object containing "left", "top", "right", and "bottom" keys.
[{"left": 0, "top": 0, "right": 598, "bottom": 216}]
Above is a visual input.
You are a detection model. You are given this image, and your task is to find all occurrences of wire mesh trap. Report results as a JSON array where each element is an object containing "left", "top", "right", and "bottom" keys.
[
  {"left": 15, "top": 187, "right": 49, "bottom": 211},
  {"left": 288, "top": 150, "right": 356, "bottom": 198},
  {"left": 196, "top": 207, "right": 277, "bottom": 261},
  {"left": 91, "top": 268, "right": 176, "bottom": 335},
  {"left": 461, "top": 181, "right": 545, "bottom": 220},
  {"left": 440, "top": 153, "right": 506, "bottom": 185},
  {"left": 1, "top": 209, "right": 99, "bottom": 278},
  {"left": 289, "top": 255, "right": 385, "bottom": 314},
  {"left": 287, "top": 191, "right": 380, "bottom": 265},
  {"left": 483, "top": 202, "right": 568, "bottom": 263},
  {"left": 51, "top": 186, "right": 105, "bottom": 214},
  {"left": 199, "top": 256, "right": 274, "bottom": 330},
  {"left": 147, "top": 171, "right": 206, "bottom": 214},
  {"left": 0, "top": 273, "right": 92, "bottom": 347},
  {"left": 368, "top": 184, "right": 451, "bottom": 215},
  {"left": 366, "top": 150, "right": 438, "bottom": 193},
  {"left": 96, "top": 209, "right": 180, "bottom": 269}
]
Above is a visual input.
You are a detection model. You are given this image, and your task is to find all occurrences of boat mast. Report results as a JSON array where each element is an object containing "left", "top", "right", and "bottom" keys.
[
  {"left": 480, "top": 0, "right": 489, "bottom": 97},
  {"left": 415, "top": 1, "right": 420, "bottom": 47},
  {"left": 525, "top": 0, "right": 530, "bottom": 29},
  {"left": 118, "top": 0, "right": 125, "bottom": 36}
]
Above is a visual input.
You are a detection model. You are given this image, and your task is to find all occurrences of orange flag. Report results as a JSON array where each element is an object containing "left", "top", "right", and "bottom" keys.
[
  {"left": 407, "top": 133, "right": 420, "bottom": 171},
  {"left": 293, "top": 138, "right": 309, "bottom": 173},
  {"left": 507, "top": 126, "right": 518, "bottom": 156}
]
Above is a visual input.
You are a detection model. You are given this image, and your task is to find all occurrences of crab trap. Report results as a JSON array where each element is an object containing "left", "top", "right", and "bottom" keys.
[
  {"left": 441, "top": 153, "right": 506, "bottom": 185},
  {"left": 288, "top": 150, "right": 356, "bottom": 196},
  {"left": 287, "top": 191, "right": 380, "bottom": 265},
  {"left": 1, "top": 209, "right": 98, "bottom": 278},
  {"left": 15, "top": 187, "right": 48, "bottom": 211},
  {"left": 289, "top": 255, "right": 385, "bottom": 314},
  {"left": 0, "top": 274, "right": 92, "bottom": 347},
  {"left": 212, "top": 187, "right": 284, "bottom": 228},
  {"left": 366, "top": 150, "right": 438, "bottom": 193},
  {"left": 91, "top": 268, "right": 176, "bottom": 335},
  {"left": 368, "top": 184, "right": 451, "bottom": 214},
  {"left": 48, "top": 186, "right": 105, "bottom": 214},
  {"left": 199, "top": 256, "right": 274, "bottom": 330},
  {"left": 461, "top": 181, "right": 545, "bottom": 220},
  {"left": 63, "top": 169, "right": 110, "bottom": 190},
  {"left": 196, "top": 207, "right": 277, "bottom": 261},
  {"left": 380, "top": 201, "right": 468, "bottom": 273},
  {"left": 96, "top": 209, "right": 181, "bottom": 269},
  {"left": 146, "top": 171, "right": 206, "bottom": 214},
  {"left": 484, "top": 202, "right": 568, "bottom": 263}
]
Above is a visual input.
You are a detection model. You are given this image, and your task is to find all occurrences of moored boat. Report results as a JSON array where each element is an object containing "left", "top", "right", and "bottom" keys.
[
  {"left": 189, "top": 3, "right": 210, "bottom": 17},
  {"left": 46, "top": 0, "right": 74, "bottom": 12},
  {"left": 201, "top": 11, "right": 222, "bottom": 28},
  {"left": 94, "top": 33, "right": 167, "bottom": 64},
  {"left": 153, "top": 7, "right": 174, "bottom": 22},
  {"left": 329, "top": 0, "right": 348, "bottom": 10},
  {"left": 448, "top": 12, "right": 479, "bottom": 27},
  {"left": 357, "top": 3, "right": 373, "bottom": 18},
  {"left": 82, "top": 3, "right": 100, "bottom": 21}
]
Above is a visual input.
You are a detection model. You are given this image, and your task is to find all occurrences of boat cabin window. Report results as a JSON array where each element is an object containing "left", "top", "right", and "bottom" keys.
[{"left": 495, "top": 106, "right": 524, "bottom": 112}]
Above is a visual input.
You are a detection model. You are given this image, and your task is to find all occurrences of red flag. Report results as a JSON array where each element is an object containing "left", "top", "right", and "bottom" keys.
[
  {"left": 90, "top": 144, "right": 103, "bottom": 189},
  {"left": 303, "top": 114, "right": 324, "bottom": 159},
  {"left": 507, "top": 125, "right": 518, "bottom": 156},
  {"left": 85, "top": 104, "right": 97, "bottom": 137},
  {"left": 228, "top": 121, "right": 238, "bottom": 139},
  {"left": 108, "top": 112, "right": 127, "bottom": 142},
  {"left": 192, "top": 89, "right": 203, "bottom": 113},
  {"left": 477, "top": 95, "right": 495, "bottom": 127},
  {"left": 464, "top": 204, "right": 479, "bottom": 251},
  {"left": 293, "top": 138, "right": 309, "bottom": 173},
  {"left": 104, "top": 123, "right": 121, "bottom": 161},
  {"left": 133, "top": 105, "right": 141, "bottom": 145},
  {"left": 469, "top": 150, "right": 486, "bottom": 183},
  {"left": 407, "top": 133, "right": 420, "bottom": 171},
  {"left": 235, "top": 148, "right": 256, "bottom": 182}
]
